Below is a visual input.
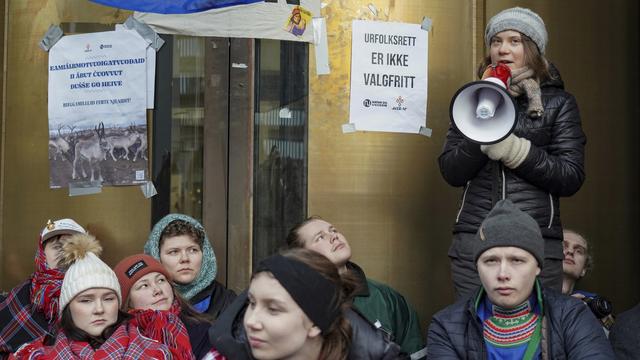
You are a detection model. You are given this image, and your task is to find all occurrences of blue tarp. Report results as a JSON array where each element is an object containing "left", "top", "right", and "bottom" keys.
[{"left": 89, "top": 0, "right": 264, "bottom": 14}]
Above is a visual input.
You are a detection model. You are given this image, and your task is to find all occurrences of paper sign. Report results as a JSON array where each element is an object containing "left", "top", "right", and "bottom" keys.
[{"left": 348, "top": 20, "right": 428, "bottom": 133}]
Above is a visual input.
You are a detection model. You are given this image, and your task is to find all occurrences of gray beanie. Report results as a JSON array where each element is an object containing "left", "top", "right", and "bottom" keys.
[
  {"left": 473, "top": 199, "right": 544, "bottom": 266},
  {"left": 485, "top": 7, "right": 548, "bottom": 54}
]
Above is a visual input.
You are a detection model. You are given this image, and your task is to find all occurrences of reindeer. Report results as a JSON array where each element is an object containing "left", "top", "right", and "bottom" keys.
[
  {"left": 48, "top": 124, "right": 71, "bottom": 161},
  {"left": 132, "top": 128, "right": 148, "bottom": 162},
  {"left": 105, "top": 125, "right": 141, "bottom": 161},
  {"left": 72, "top": 122, "right": 109, "bottom": 182}
]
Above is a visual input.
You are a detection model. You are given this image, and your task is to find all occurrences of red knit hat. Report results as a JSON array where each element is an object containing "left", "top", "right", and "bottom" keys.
[{"left": 114, "top": 253, "right": 171, "bottom": 307}]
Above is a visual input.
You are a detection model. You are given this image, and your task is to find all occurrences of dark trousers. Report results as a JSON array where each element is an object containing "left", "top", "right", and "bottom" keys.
[{"left": 449, "top": 232, "right": 563, "bottom": 300}]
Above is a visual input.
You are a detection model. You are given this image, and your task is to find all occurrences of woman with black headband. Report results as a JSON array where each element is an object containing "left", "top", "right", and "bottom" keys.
[{"left": 208, "top": 249, "right": 407, "bottom": 360}]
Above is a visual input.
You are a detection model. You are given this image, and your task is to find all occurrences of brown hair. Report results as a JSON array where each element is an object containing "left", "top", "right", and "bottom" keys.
[
  {"left": 285, "top": 215, "right": 325, "bottom": 249},
  {"left": 258, "top": 248, "right": 357, "bottom": 360},
  {"left": 159, "top": 220, "right": 205, "bottom": 250},
  {"left": 477, "top": 33, "right": 552, "bottom": 83}
]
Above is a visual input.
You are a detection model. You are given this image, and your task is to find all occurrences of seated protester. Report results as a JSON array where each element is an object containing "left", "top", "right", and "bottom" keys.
[
  {"left": 609, "top": 302, "right": 640, "bottom": 360},
  {"left": 562, "top": 229, "right": 614, "bottom": 334},
  {"left": 114, "top": 254, "right": 213, "bottom": 360},
  {"left": 145, "top": 214, "right": 236, "bottom": 319},
  {"left": 427, "top": 200, "right": 614, "bottom": 359},
  {"left": 208, "top": 249, "right": 407, "bottom": 360},
  {"left": 286, "top": 217, "right": 424, "bottom": 355},
  {"left": 0, "top": 219, "right": 86, "bottom": 357},
  {"left": 11, "top": 234, "right": 171, "bottom": 359}
]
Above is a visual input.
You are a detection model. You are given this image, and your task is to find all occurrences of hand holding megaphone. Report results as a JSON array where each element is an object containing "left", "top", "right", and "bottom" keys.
[{"left": 450, "top": 63, "right": 517, "bottom": 144}]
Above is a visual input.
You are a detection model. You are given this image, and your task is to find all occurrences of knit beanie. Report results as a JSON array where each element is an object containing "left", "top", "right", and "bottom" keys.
[
  {"left": 473, "top": 199, "right": 544, "bottom": 266},
  {"left": 485, "top": 7, "right": 548, "bottom": 54},
  {"left": 58, "top": 234, "right": 122, "bottom": 314},
  {"left": 40, "top": 218, "right": 87, "bottom": 244},
  {"left": 114, "top": 254, "right": 171, "bottom": 307},
  {"left": 145, "top": 213, "right": 217, "bottom": 300}
]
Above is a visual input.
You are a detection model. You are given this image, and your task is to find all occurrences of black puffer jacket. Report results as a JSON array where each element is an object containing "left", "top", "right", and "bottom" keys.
[
  {"left": 439, "top": 66, "right": 586, "bottom": 242},
  {"left": 209, "top": 291, "right": 408, "bottom": 360},
  {"left": 190, "top": 279, "right": 237, "bottom": 320},
  {"left": 427, "top": 286, "right": 615, "bottom": 359}
]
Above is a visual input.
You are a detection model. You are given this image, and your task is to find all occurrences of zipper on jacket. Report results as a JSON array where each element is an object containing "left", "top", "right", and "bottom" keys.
[
  {"left": 455, "top": 180, "right": 471, "bottom": 223},
  {"left": 547, "top": 193, "right": 554, "bottom": 228}
]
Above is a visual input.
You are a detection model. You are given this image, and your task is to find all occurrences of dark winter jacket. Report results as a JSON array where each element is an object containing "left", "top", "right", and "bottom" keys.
[
  {"left": 209, "top": 291, "right": 408, "bottom": 360},
  {"left": 181, "top": 315, "right": 213, "bottom": 360},
  {"left": 427, "top": 285, "right": 615, "bottom": 359},
  {"left": 439, "top": 66, "right": 586, "bottom": 244},
  {"left": 609, "top": 303, "right": 640, "bottom": 360},
  {"left": 190, "top": 280, "right": 237, "bottom": 320}
]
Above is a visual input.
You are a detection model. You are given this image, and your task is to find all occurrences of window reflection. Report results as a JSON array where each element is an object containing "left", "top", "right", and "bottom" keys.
[
  {"left": 253, "top": 40, "right": 308, "bottom": 266},
  {"left": 170, "top": 36, "right": 205, "bottom": 220}
]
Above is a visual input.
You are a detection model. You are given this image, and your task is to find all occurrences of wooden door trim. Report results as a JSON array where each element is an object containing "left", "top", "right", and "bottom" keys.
[{"left": 203, "top": 37, "right": 231, "bottom": 286}]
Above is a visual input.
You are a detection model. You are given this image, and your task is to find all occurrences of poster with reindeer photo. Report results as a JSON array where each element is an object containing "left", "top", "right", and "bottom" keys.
[{"left": 48, "top": 30, "right": 150, "bottom": 188}]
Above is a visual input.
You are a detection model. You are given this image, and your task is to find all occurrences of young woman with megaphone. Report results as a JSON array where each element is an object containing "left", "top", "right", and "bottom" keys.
[{"left": 439, "top": 7, "right": 586, "bottom": 299}]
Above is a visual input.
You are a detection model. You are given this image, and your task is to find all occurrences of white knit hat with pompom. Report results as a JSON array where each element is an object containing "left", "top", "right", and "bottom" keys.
[{"left": 58, "top": 233, "right": 121, "bottom": 314}]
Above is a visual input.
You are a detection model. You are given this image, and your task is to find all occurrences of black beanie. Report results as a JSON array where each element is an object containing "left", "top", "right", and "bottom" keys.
[
  {"left": 473, "top": 199, "right": 544, "bottom": 266},
  {"left": 256, "top": 254, "right": 340, "bottom": 333}
]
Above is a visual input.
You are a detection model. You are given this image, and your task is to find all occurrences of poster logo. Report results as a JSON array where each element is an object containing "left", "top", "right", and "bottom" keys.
[
  {"left": 392, "top": 95, "right": 407, "bottom": 111},
  {"left": 363, "top": 99, "right": 388, "bottom": 108}
]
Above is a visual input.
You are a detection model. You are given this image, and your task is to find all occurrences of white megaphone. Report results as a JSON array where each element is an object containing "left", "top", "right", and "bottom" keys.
[{"left": 450, "top": 64, "right": 517, "bottom": 144}]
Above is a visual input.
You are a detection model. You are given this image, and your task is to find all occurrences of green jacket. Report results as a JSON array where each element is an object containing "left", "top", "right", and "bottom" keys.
[{"left": 349, "top": 262, "right": 424, "bottom": 354}]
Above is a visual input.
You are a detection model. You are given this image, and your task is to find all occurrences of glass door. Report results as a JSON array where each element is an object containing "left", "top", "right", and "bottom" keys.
[{"left": 152, "top": 36, "right": 308, "bottom": 291}]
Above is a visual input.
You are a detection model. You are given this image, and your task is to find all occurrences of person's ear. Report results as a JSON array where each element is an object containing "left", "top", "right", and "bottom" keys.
[
  {"left": 535, "top": 266, "right": 541, "bottom": 276},
  {"left": 580, "top": 268, "right": 587, "bottom": 278},
  {"left": 308, "top": 325, "right": 321, "bottom": 338}
]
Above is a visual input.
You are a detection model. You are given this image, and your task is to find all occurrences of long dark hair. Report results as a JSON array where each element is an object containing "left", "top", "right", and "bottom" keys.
[
  {"left": 477, "top": 33, "right": 552, "bottom": 83},
  {"left": 264, "top": 249, "right": 357, "bottom": 360},
  {"left": 60, "top": 305, "right": 132, "bottom": 349}
]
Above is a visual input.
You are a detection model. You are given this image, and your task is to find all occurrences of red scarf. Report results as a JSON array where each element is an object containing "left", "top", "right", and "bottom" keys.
[
  {"left": 12, "top": 322, "right": 170, "bottom": 359},
  {"left": 129, "top": 299, "right": 195, "bottom": 360},
  {"left": 30, "top": 237, "right": 64, "bottom": 322}
]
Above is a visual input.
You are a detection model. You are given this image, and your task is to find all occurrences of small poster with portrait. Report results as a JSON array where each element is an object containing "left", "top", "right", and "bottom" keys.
[{"left": 283, "top": 6, "right": 312, "bottom": 37}]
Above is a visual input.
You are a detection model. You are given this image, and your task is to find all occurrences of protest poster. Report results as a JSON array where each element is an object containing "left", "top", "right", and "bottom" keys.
[
  {"left": 48, "top": 30, "right": 149, "bottom": 188},
  {"left": 115, "top": 24, "right": 156, "bottom": 109},
  {"left": 348, "top": 20, "right": 428, "bottom": 133}
]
